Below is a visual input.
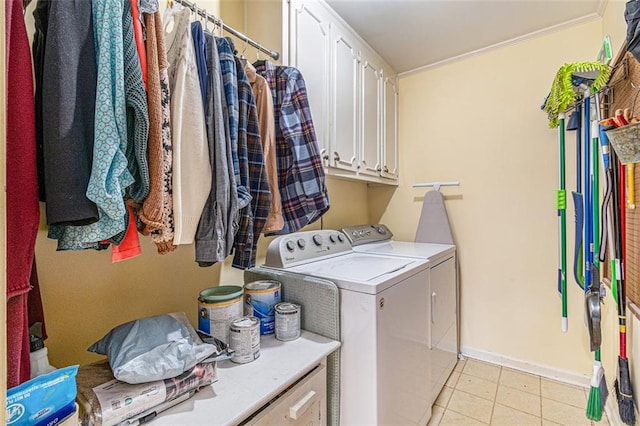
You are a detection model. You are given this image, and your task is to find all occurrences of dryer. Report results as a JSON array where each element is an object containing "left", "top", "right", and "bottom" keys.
[
  {"left": 263, "top": 230, "right": 433, "bottom": 425},
  {"left": 341, "top": 224, "right": 459, "bottom": 406}
]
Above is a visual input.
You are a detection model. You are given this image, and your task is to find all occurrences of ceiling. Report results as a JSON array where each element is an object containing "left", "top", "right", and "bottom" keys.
[{"left": 325, "top": 0, "right": 604, "bottom": 74}]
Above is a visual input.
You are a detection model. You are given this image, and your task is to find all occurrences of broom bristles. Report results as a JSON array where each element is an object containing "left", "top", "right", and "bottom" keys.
[
  {"left": 587, "top": 362, "right": 606, "bottom": 421},
  {"left": 616, "top": 357, "right": 637, "bottom": 426}
]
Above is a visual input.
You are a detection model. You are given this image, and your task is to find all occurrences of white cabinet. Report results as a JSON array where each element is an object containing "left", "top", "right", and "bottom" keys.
[
  {"left": 289, "top": 0, "right": 398, "bottom": 185},
  {"left": 429, "top": 255, "right": 458, "bottom": 405},
  {"left": 382, "top": 69, "right": 399, "bottom": 180},
  {"left": 359, "top": 54, "right": 382, "bottom": 178},
  {"left": 289, "top": 0, "right": 332, "bottom": 162},
  {"left": 331, "top": 26, "right": 358, "bottom": 172},
  {"left": 247, "top": 364, "right": 327, "bottom": 425}
]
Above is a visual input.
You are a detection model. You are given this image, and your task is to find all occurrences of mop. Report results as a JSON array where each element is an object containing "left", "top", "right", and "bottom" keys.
[
  {"left": 557, "top": 112, "right": 568, "bottom": 332},
  {"left": 542, "top": 62, "right": 611, "bottom": 128}
]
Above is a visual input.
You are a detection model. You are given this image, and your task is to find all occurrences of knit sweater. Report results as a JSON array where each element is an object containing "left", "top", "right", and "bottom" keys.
[
  {"left": 165, "top": 7, "right": 211, "bottom": 245},
  {"left": 141, "top": 11, "right": 175, "bottom": 253}
]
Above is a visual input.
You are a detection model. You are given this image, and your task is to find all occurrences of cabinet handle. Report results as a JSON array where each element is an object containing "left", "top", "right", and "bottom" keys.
[
  {"left": 376, "top": 165, "right": 382, "bottom": 172},
  {"left": 289, "top": 390, "right": 318, "bottom": 420},
  {"left": 383, "top": 165, "right": 389, "bottom": 173},
  {"left": 333, "top": 152, "right": 340, "bottom": 162},
  {"left": 322, "top": 153, "right": 329, "bottom": 161},
  {"left": 431, "top": 292, "right": 436, "bottom": 324}
]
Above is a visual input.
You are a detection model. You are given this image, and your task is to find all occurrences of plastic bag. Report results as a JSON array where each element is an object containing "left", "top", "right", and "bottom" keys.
[
  {"left": 6, "top": 365, "right": 78, "bottom": 425},
  {"left": 88, "top": 312, "right": 217, "bottom": 384}
]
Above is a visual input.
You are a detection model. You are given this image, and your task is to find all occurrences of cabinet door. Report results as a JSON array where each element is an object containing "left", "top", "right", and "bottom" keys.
[
  {"left": 382, "top": 73, "right": 399, "bottom": 180},
  {"left": 429, "top": 256, "right": 458, "bottom": 404},
  {"left": 290, "top": 0, "right": 332, "bottom": 164},
  {"left": 331, "top": 26, "right": 359, "bottom": 172},
  {"left": 359, "top": 57, "right": 382, "bottom": 177}
]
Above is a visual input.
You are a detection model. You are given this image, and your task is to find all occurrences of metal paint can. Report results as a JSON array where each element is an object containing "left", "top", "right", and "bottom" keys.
[
  {"left": 198, "top": 285, "right": 244, "bottom": 344},
  {"left": 229, "top": 316, "right": 261, "bottom": 364},
  {"left": 275, "top": 302, "right": 301, "bottom": 341},
  {"left": 243, "top": 280, "right": 282, "bottom": 335}
]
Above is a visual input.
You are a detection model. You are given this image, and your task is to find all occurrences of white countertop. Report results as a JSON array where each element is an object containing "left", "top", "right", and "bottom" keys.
[{"left": 151, "top": 331, "right": 340, "bottom": 425}]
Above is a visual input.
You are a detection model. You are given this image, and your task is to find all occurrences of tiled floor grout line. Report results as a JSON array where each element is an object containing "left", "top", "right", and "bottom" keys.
[{"left": 488, "top": 365, "right": 502, "bottom": 424}]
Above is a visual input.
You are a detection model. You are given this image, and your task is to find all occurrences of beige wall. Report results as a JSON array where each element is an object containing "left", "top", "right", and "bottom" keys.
[
  {"left": 23, "top": 0, "right": 369, "bottom": 367},
  {"left": 370, "top": 19, "right": 609, "bottom": 376}
]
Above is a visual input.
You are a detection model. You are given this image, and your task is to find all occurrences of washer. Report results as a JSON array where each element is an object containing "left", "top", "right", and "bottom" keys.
[
  {"left": 341, "top": 224, "right": 459, "bottom": 406},
  {"left": 263, "top": 230, "right": 433, "bottom": 425}
]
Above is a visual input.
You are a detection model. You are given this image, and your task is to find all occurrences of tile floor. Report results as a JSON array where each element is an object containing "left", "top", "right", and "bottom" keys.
[{"left": 427, "top": 357, "right": 609, "bottom": 426}]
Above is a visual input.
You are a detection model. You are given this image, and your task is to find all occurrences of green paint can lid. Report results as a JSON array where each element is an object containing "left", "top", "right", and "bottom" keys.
[{"left": 199, "top": 285, "right": 244, "bottom": 303}]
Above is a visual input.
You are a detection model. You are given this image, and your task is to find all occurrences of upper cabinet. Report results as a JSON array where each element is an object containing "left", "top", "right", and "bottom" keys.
[{"left": 289, "top": 0, "right": 399, "bottom": 185}]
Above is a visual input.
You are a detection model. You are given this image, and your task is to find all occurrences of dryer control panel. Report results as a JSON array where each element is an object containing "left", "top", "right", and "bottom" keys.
[
  {"left": 340, "top": 224, "right": 393, "bottom": 246},
  {"left": 264, "top": 230, "right": 352, "bottom": 268}
]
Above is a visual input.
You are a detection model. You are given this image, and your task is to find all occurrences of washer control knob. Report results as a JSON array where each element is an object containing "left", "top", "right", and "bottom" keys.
[
  {"left": 312, "top": 234, "right": 323, "bottom": 246},
  {"left": 337, "top": 234, "right": 344, "bottom": 242},
  {"left": 377, "top": 226, "right": 386, "bottom": 234},
  {"left": 352, "top": 231, "right": 357, "bottom": 237},
  {"left": 329, "top": 234, "right": 336, "bottom": 243},
  {"left": 297, "top": 239, "right": 306, "bottom": 249},
  {"left": 286, "top": 241, "right": 295, "bottom": 251},
  {"left": 365, "top": 230, "right": 371, "bottom": 236}
]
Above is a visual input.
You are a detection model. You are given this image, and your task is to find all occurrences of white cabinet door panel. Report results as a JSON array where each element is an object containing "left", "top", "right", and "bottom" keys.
[
  {"left": 332, "top": 30, "right": 358, "bottom": 172},
  {"left": 383, "top": 74, "right": 399, "bottom": 180},
  {"left": 359, "top": 59, "right": 381, "bottom": 177},
  {"left": 290, "top": 1, "right": 331, "bottom": 163}
]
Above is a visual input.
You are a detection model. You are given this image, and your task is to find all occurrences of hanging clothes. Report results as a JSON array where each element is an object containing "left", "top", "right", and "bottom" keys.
[
  {"left": 254, "top": 61, "right": 330, "bottom": 234},
  {"left": 191, "top": 20, "right": 207, "bottom": 109},
  {"left": 123, "top": 0, "right": 150, "bottom": 205},
  {"left": 195, "top": 32, "right": 238, "bottom": 266},
  {"left": 129, "top": 0, "right": 147, "bottom": 89},
  {"left": 216, "top": 37, "right": 251, "bottom": 211},
  {"left": 140, "top": 10, "right": 176, "bottom": 254},
  {"left": 165, "top": 6, "right": 211, "bottom": 245},
  {"left": 33, "top": 0, "right": 99, "bottom": 226},
  {"left": 232, "top": 57, "right": 270, "bottom": 269},
  {"left": 6, "top": 0, "right": 41, "bottom": 386},
  {"left": 48, "top": 0, "right": 140, "bottom": 250},
  {"left": 245, "top": 62, "right": 284, "bottom": 233}
]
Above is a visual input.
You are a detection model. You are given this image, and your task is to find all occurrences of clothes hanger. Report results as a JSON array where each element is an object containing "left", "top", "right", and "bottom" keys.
[{"left": 239, "top": 39, "right": 249, "bottom": 66}]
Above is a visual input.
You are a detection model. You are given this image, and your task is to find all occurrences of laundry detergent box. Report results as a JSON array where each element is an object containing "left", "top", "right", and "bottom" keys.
[{"left": 6, "top": 365, "right": 79, "bottom": 426}]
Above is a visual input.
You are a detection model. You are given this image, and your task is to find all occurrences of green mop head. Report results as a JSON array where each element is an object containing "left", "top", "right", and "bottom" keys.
[
  {"left": 615, "top": 357, "right": 637, "bottom": 425},
  {"left": 543, "top": 62, "right": 611, "bottom": 128},
  {"left": 587, "top": 360, "right": 608, "bottom": 421}
]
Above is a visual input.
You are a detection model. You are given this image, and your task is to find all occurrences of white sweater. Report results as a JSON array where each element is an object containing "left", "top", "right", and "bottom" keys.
[{"left": 165, "top": 7, "right": 211, "bottom": 245}]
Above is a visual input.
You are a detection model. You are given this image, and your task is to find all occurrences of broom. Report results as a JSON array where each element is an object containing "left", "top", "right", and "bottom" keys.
[
  {"left": 613, "top": 146, "right": 636, "bottom": 425},
  {"left": 586, "top": 104, "right": 608, "bottom": 421}
]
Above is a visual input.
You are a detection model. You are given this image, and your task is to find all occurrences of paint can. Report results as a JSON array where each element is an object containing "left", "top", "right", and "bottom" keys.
[
  {"left": 198, "top": 285, "right": 244, "bottom": 344},
  {"left": 275, "top": 302, "right": 301, "bottom": 341},
  {"left": 243, "top": 280, "right": 282, "bottom": 335},
  {"left": 229, "top": 316, "right": 261, "bottom": 364}
]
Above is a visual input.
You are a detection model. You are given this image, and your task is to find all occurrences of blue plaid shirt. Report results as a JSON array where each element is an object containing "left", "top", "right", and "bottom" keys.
[
  {"left": 232, "top": 58, "right": 271, "bottom": 269},
  {"left": 216, "top": 37, "right": 251, "bottom": 209},
  {"left": 254, "top": 61, "right": 329, "bottom": 234}
]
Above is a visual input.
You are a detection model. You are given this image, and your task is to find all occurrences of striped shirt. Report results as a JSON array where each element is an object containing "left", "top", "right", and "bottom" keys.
[
  {"left": 254, "top": 61, "right": 329, "bottom": 234},
  {"left": 232, "top": 58, "right": 271, "bottom": 269}
]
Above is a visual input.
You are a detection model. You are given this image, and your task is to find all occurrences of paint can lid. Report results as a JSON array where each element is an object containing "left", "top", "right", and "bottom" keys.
[{"left": 199, "top": 285, "right": 244, "bottom": 303}]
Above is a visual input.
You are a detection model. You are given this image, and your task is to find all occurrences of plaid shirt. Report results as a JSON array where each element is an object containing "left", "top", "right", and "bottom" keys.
[
  {"left": 254, "top": 61, "right": 329, "bottom": 234},
  {"left": 232, "top": 58, "right": 271, "bottom": 269},
  {"left": 215, "top": 37, "right": 251, "bottom": 209}
]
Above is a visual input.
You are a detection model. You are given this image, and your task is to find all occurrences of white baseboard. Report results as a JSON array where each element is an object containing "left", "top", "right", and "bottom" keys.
[{"left": 460, "top": 346, "right": 591, "bottom": 388}]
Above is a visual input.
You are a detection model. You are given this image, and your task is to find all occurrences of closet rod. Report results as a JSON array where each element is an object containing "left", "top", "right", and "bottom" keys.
[{"left": 172, "top": 0, "right": 280, "bottom": 61}]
